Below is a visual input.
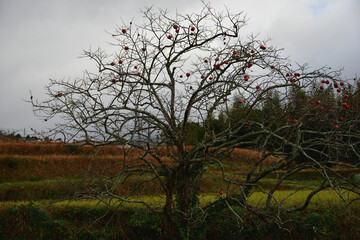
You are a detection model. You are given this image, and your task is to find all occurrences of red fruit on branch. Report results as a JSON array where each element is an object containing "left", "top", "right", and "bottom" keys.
[
  {"left": 294, "top": 73, "right": 300, "bottom": 77},
  {"left": 137, "top": 72, "right": 141, "bottom": 75},
  {"left": 173, "top": 24, "right": 178, "bottom": 29},
  {"left": 56, "top": 93, "right": 63, "bottom": 97},
  {"left": 219, "top": 190, "right": 224, "bottom": 195},
  {"left": 329, "top": 109, "right": 334, "bottom": 113},
  {"left": 134, "top": 66, "right": 138, "bottom": 69},
  {"left": 337, "top": 89, "right": 341, "bottom": 93},
  {"left": 339, "top": 116, "right": 344, "bottom": 121},
  {"left": 320, "top": 86, "right": 324, "bottom": 90},
  {"left": 186, "top": 73, "right": 191, "bottom": 77},
  {"left": 319, "top": 106, "right": 324, "bottom": 111},
  {"left": 111, "top": 78, "right": 116, "bottom": 83},
  {"left": 168, "top": 83, "right": 172, "bottom": 87},
  {"left": 124, "top": 46, "right": 129, "bottom": 50},
  {"left": 271, "top": 65, "right": 275, "bottom": 69},
  {"left": 321, "top": 80, "right": 326, "bottom": 83},
  {"left": 247, "top": 63, "right": 253, "bottom": 68},
  {"left": 316, "top": 100, "right": 321, "bottom": 104},
  {"left": 160, "top": 132, "right": 164, "bottom": 136},
  {"left": 201, "top": 75, "right": 205, "bottom": 79},
  {"left": 340, "top": 81, "right": 345, "bottom": 86},
  {"left": 293, "top": 119, "right": 298, "bottom": 123},
  {"left": 256, "top": 156, "right": 261, "bottom": 159},
  {"left": 141, "top": 47, "right": 146, "bottom": 51},
  {"left": 256, "top": 85, "right": 260, "bottom": 89},
  {"left": 215, "top": 63, "right": 221, "bottom": 69},
  {"left": 333, "top": 125, "right": 339, "bottom": 130},
  {"left": 334, "top": 83, "right": 339, "bottom": 88},
  {"left": 310, "top": 100, "right": 315, "bottom": 104},
  {"left": 244, "top": 75, "right": 249, "bottom": 81},
  {"left": 224, "top": 61, "right": 229, "bottom": 64},
  {"left": 167, "top": 35, "right": 173, "bottom": 39},
  {"left": 191, "top": 26, "right": 196, "bottom": 31},
  {"left": 290, "top": 78, "right": 296, "bottom": 82},
  {"left": 344, "top": 94, "right": 349, "bottom": 98},
  {"left": 325, "top": 80, "right": 329, "bottom": 84},
  {"left": 204, "top": 59, "right": 208, "bottom": 63},
  {"left": 118, "top": 59, "right": 123, "bottom": 64},
  {"left": 215, "top": 57, "right": 219, "bottom": 61},
  {"left": 233, "top": 50, "right": 237, "bottom": 54},
  {"left": 122, "top": 29, "right": 127, "bottom": 33},
  {"left": 110, "top": 62, "right": 115, "bottom": 66},
  {"left": 286, "top": 72, "right": 290, "bottom": 77},
  {"left": 250, "top": 49, "right": 255, "bottom": 53},
  {"left": 238, "top": 100, "right": 243, "bottom": 103},
  {"left": 260, "top": 45, "right": 266, "bottom": 50},
  {"left": 209, "top": 77, "right": 213, "bottom": 80}
]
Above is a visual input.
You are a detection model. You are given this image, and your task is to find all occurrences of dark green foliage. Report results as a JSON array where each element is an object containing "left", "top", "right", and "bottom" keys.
[
  {"left": 2, "top": 203, "right": 60, "bottom": 240},
  {"left": 0, "top": 180, "right": 73, "bottom": 201},
  {"left": 208, "top": 81, "right": 360, "bottom": 166},
  {"left": 66, "top": 145, "right": 82, "bottom": 155},
  {"left": 0, "top": 204, "right": 359, "bottom": 239},
  {"left": 127, "top": 209, "right": 162, "bottom": 239},
  {"left": 184, "top": 122, "right": 205, "bottom": 146},
  {"left": 0, "top": 156, "right": 23, "bottom": 169}
]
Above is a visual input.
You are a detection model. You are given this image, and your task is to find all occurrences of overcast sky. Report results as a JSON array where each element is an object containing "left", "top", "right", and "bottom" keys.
[{"left": 0, "top": 0, "right": 359, "bottom": 135}]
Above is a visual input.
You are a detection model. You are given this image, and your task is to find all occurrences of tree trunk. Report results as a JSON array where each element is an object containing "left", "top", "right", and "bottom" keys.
[
  {"left": 175, "top": 164, "right": 194, "bottom": 240},
  {"left": 163, "top": 173, "right": 182, "bottom": 239}
]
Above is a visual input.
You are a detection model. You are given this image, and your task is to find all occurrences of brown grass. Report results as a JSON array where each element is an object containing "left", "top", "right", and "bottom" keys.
[{"left": 0, "top": 141, "right": 282, "bottom": 183}]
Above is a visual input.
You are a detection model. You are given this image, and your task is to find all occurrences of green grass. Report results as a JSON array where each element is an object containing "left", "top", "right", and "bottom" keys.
[
  {"left": 0, "top": 170, "right": 352, "bottom": 202},
  {"left": 1, "top": 189, "right": 357, "bottom": 211},
  {"left": 0, "top": 178, "right": 70, "bottom": 187}
]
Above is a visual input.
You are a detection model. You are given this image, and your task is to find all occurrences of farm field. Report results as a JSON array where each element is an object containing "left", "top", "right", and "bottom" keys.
[{"left": 0, "top": 141, "right": 359, "bottom": 239}]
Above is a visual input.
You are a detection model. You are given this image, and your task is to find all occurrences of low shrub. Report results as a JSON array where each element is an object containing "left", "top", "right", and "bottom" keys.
[{"left": 0, "top": 203, "right": 359, "bottom": 239}]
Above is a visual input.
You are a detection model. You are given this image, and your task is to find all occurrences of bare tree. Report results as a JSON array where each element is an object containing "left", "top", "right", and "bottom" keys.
[{"left": 30, "top": 3, "right": 360, "bottom": 239}]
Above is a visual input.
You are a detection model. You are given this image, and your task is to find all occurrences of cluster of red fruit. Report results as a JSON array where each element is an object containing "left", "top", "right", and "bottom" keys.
[
  {"left": 294, "top": 89, "right": 349, "bottom": 130},
  {"left": 202, "top": 45, "right": 266, "bottom": 91},
  {"left": 285, "top": 72, "right": 300, "bottom": 83},
  {"left": 342, "top": 102, "right": 350, "bottom": 109},
  {"left": 109, "top": 59, "right": 124, "bottom": 80},
  {"left": 319, "top": 79, "right": 350, "bottom": 111},
  {"left": 110, "top": 59, "right": 123, "bottom": 66},
  {"left": 319, "top": 80, "right": 345, "bottom": 93},
  {"left": 173, "top": 24, "right": 180, "bottom": 33},
  {"left": 109, "top": 60, "right": 143, "bottom": 82},
  {"left": 168, "top": 25, "right": 196, "bottom": 39}
]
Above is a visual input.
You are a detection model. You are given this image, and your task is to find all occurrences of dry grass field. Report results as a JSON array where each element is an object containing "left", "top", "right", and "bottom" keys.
[{"left": 0, "top": 140, "right": 359, "bottom": 239}]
